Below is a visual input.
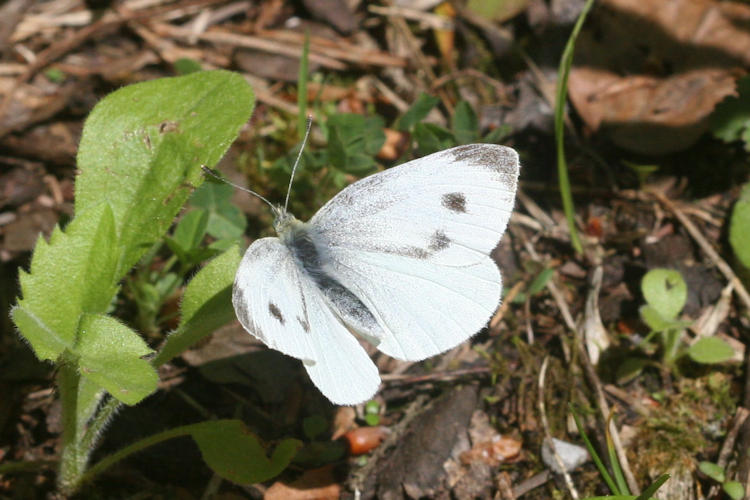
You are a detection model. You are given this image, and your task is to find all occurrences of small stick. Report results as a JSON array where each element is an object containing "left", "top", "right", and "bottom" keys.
[
  {"left": 649, "top": 189, "right": 750, "bottom": 311},
  {"left": 707, "top": 407, "right": 750, "bottom": 498}
]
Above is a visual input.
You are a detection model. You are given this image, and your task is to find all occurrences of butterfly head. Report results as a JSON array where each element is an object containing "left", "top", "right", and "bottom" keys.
[{"left": 272, "top": 207, "right": 299, "bottom": 236}]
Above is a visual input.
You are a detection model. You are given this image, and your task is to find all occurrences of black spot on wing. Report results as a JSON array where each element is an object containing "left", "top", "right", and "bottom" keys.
[
  {"left": 429, "top": 230, "right": 450, "bottom": 252},
  {"left": 269, "top": 303, "right": 285, "bottom": 324},
  {"left": 442, "top": 192, "right": 466, "bottom": 213}
]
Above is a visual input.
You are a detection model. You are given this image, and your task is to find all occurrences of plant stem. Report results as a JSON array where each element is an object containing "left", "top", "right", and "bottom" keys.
[
  {"left": 76, "top": 424, "right": 196, "bottom": 488},
  {"left": 57, "top": 363, "right": 84, "bottom": 495},
  {"left": 79, "top": 396, "right": 121, "bottom": 456}
]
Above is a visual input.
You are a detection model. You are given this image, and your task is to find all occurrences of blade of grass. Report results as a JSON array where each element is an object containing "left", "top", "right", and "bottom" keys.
[
  {"left": 554, "top": 0, "right": 595, "bottom": 255},
  {"left": 297, "top": 31, "right": 310, "bottom": 139},
  {"left": 569, "top": 404, "right": 622, "bottom": 494},
  {"left": 636, "top": 474, "right": 670, "bottom": 500},
  {"left": 605, "top": 410, "right": 630, "bottom": 494}
]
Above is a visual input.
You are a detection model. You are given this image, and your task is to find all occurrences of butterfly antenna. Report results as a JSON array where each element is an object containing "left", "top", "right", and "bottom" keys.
[
  {"left": 284, "top": 115, "right": 313, "bottom": 213},
  {"left": 200, "top": 165, "right": 279, "bottom": 217}
]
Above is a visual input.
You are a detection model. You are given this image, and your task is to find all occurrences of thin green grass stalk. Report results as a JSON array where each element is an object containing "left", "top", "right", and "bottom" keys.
[
  {"left": 570, "top": 405, "right": 622, "bottom": 494},
  {"left": 297, "top": 32, "right": 310, "bottom": 139},
  {"left": 605, "top": 410, "right": 630, "bottom": 494},
  {"left": 636, "top": 474, "right": 670, "bottom": 500},
  {"left": 554, "top": 0, "right": 595, "bottom": 255}
]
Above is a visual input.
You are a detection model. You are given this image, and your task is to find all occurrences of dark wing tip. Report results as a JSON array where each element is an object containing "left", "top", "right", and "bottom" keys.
[{"left": 449, "top": 144, "right": 520, "bottom": 175}]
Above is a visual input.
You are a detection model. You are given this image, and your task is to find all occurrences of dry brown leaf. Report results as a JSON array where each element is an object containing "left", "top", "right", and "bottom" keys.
[
  {"left": 459, "top": 434, "right": 523, "bottom": 466},
  {"left": 568, "top": 0, "right": 750, "bottom": 154}
]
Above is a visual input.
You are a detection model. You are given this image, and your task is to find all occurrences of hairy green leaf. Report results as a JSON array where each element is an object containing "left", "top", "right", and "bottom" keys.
[
  {"left": 77, "top": 314, "right": 158, "bottom": 405},
  {"left": 13, "top": 203, "right": 118, "bottom": 361},
  {"left": 75, "top": 70, "right": 254, "bottom": 276},
  {"left": 154, "top": 245, "right": 241, "bottom": 366}
]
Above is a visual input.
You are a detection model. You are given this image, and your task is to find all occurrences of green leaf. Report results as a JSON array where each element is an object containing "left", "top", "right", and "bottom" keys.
[
  {"left": 615, "top": 357, "right": 648, "bottom": 385},
  {"left": 730, "top": 182, "right": 750, "bottom": 269},
  {"left": 302, "top": 415, "right": 327, "bottom": 440},
  {"left": 414, "top": 122, "right": 455, "bottom": 156},
  {"left": 698, "top": 461, "right": 725, "bottom": 482},
  {"left": 173, "top": 58, "right": 203, "bottom": 75},
  {"left": 482, "top": 124, "right": 511, "bottom": 144},
  {"left": 13, "top": 203, "right": 118, "bottom": 361},
  {"left": 327, "top": 113, "right": 385, "bottom": 174},
  {"left": 172, "top": 209, "right": 209, "bottom": 251},
  {"left": 527, "top": 268, "right": 554, "bottom": 296},
  {"left": 76, "top": 313, "right": 158, "bottom": 405},
  {"left": 190, "top": 420, "right": 301, "bottom": 484},
  {"left": 154, "top": 245, "right": 242, "bottom": 366},
  {"left": 639, "top": 305, "right": 673, "bottom": 333},
  {"left": 641, "top": 269, "right": 687, "bottom": 320},
  {"left": 710, "top": 75, "right": 750, "bottom": 147},
  {"left": 395, "top": 93, "right": 440, "bottom": 132},
  {"left": 452, "top": 101, "right": 479, "bottom": 145},
  {"left": 75, "top": 377, "right": 106, "bottom": 438},
  {"left": 688, "top": 337, "right": 735, "bottom": 364},
  {"left": 75, "top": 70, "right": 254, "bottom": 277},
  {"left": 723, "top": 481, "right": 744, "bottom": 500},
  {"left": 190, "top": 181, "right": 247, "bottom": 240}
]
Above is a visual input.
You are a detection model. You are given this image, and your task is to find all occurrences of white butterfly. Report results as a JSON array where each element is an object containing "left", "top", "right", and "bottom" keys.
[{"left": 231, "top": 144, "right": 519, "bottom": 405}]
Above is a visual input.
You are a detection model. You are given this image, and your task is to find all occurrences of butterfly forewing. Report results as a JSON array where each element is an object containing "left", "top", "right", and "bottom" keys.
[{"left": 308, "top": 144, "right": 519, "bottom": 361}]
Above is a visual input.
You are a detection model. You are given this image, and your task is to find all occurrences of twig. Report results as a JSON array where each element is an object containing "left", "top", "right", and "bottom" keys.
[
  {"left": 512, "top": 470, "right": 551, "bottom": 498},
  {"left": 538, "top": 356, "right": 579, "bottom": 499},
  {"left": 151, "top": 23, "right": 347, "bottom": 69},
  {"left": 707, "top": 406, "right": 750, "bottom": 498},
  {"left": 0, "top": 0, "right": 229, "bottom": 134},
  {"left": 380, "top": 366, "right": 490, "bottom": 383},
  {"left": 489, "top": 280, "right": 524, "bottom": 332},
  {"left": 368, "top": 5, "right": 454, "bottom": 30},
  {"left": 431, "top": 68, "right": 510, "bottom": 102},
  {"left": 649, "top": 189, "right": 750, "bottom": 311}
]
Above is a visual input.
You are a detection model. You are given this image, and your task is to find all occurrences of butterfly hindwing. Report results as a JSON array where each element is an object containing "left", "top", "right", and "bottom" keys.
[{"left": 233, "top": 238, "right": 380, "bottom": 404}]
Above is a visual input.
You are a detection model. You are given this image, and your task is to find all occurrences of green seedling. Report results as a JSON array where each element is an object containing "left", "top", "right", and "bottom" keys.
[
  {"left": 638, "top": 269, "right": 734, "bottom": 369},
  {"left": 698, "top": 461, "right": 744, "bottom": 500}
]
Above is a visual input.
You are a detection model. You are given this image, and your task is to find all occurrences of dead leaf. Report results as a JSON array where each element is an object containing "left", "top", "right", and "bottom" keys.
[
  {"left": 377, "top": 128, "right": 410, "bottom": 161},
  {"left": 459, "top": 435, "right": 522, "bottom": 466},
  {"left": 331, "top": 406, "right": 356, "bottom": 440},
  {"left": 568, "top": 0, "right": 750, "bottom": 154}
]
